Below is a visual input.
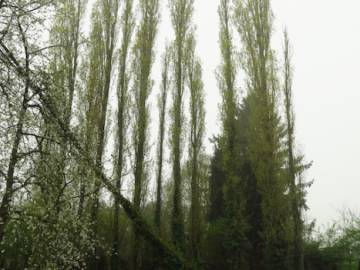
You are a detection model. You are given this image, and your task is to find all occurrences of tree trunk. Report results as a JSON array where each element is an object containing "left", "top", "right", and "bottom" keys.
[
  {"left": 155, "top": 49, "right": 169, "bottom": 231},
  {"left": 190, "top": 148, "right": 200, "bottom": 263},
  {"left": 171, "top": 37, "right": 185, "bottom": 251},
  {"left": 90, "top": 2, "right": 119, "bottom": 269},
  {"left": 111, "top": 2, "right": 133, "bottom": 268},
  {"left": 0, "top": 98, "right": 27, "bottom": 244},
  {"left": 0, "top": 22, "right": 30, "bottom": 245}
]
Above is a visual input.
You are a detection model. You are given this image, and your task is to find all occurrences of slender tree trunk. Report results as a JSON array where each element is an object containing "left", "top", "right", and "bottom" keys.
[
  {"left": 64, "top": 0, "right": 81, "bottom": 130},
  {"left": 0, "top": 95, "right": 27, "bottom": 244},
  {"left": 190, "top": 147, "right": 200, "bottom": 263},
  {"left": 0, "top": 20, "right": 29, "bottom": 246},
  {"left": 172, "top": 60, "right": 184, "bottom": 248},
  {"left": 155, "top": 134, "right": 164, "bottom": 229},
  {"left": 155, "top": 49, "right": 170, "bottom": 230},
  {"left": 172, "top": 105, "right": 184, "bottom": 248},
  {"left": 90, "top": 2, "right": 119, "bottom": 269},
  {"left": 154, "top": 130, "right": 164, "bottom": 227},
  {"left": 91, "top": 0, "right": 119, "bottom": 222},
  {"left": 78, "top": 105, "right": 95, "bottom": 218},
  {"left": 131, "top": 1, "right": 159, "bottom": 268},
  {"left": 185, "top": 35, "right": 204, "bottom": 266},
  {"left": 111, "top": 2, "right": 133, "bottom": 269},
  {"left": 133, "top": 104, "right": 146, "bottom": 270},
  {"left": 58, "top": 0, "right": 82, "bottom": 217},
  {"left": 111, "top": 75, "right": 126, "bottom": 270},
  {"left": 170, "top": 0, "right": 194, "bottom": 249}
]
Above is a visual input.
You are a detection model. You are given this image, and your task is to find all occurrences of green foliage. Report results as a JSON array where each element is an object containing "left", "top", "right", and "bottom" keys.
[
  {"left": 169, "top": 0, "right": 195, "bottom": 250},
  {"left": 185, "top": 32, "right": 206, "bottom": 266},
  {"left": 0, "top": 0, "right": 320, "bottom": 269},
  {"left": 1, "top": 199, "right": 94, "bottom": 269},
  {"left": 205, "top": 218, "right": 228, "bottom": 269},
  {"left": 155, "top": 46, "right": 171, "bottom": 232},
  {"left": 303, "top": 213, "right": 360, "bottom": 270},
  {"left": 112, "top": 0, "right": 134, "bottom": 268},
  {"left": 132, "top": 0, "right": 159, "bottom": 210},
  {"left": 233, "top": 1, "right": 293, "bottom": 269},
  {"left": 131, "top": 0, "right": 160, "bottom": 268}
]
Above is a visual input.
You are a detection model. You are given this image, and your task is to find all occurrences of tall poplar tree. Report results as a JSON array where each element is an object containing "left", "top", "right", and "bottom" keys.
[
  {"left": 206, "top": 1, "right": 249, "bottom": 268},
  {"left": 169, "top": 0, "right": 194, "bottom": 250},
  {"left": 131, "top": 0, "right": 159, "bottom": 268},
  {"left": 186, "top": 34, "right": 205, "bottom": 267},
  {"left": 234, "top": 0, "right": 290, "bottom": 269},
  {"left": 91, "top": 0, "right": 120, "bottom": 224},
  {"left": 85, "top": 1, "right": 120, "bottom": 269},
  {"left": 218, "top": 0, "right": 238, "bottom": 165},
  {"left": 218, "top": 0, "right": 249, "bottom": 268},
  {"left": 155, "top": 46, "right": 171, "bottom": 231},
  {"left": 55, "top": 0, "right": 83, "bottom": 132},
  {"left": 78, "top": 4, "right": 104, "bottom": 218},
  {"left": 283, "top": 30, "right": 304, "bottom": 270},
  {"left": 111, "top": 1, "right": 134, "bottom": 269},
  {"left": 47, "top": 0, "right": 85, "bottom": 217}
]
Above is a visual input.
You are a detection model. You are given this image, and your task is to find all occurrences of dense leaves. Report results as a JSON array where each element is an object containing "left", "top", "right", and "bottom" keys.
[{"left": 1, "top": 1, "right": 356, "bottom": 270}]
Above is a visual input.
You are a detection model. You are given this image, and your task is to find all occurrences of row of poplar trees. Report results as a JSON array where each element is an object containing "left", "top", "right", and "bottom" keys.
[{"left": 0, "top": 0, "right": 311, "bottom": 269}]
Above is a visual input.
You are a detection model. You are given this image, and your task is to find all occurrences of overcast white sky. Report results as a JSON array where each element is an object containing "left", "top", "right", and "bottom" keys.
[
  {"left": 152, "top": 1, "right": 360, "bottom": 227},
  {"left": 272, "top": 1, "right": 360, "bottom": 226}
]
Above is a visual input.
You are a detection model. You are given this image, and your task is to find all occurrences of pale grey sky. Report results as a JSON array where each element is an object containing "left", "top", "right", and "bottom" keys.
[
  {"left": 271, "top": 1, "right": 360, "bottom": 226},
  {"left": 154, "top": 1, "right": 360, "bottom": 226}
]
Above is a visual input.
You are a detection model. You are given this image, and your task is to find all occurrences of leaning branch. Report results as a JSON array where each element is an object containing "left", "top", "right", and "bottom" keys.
[{"left": 0, "top": 40, "right": 190, "bottom": 270}]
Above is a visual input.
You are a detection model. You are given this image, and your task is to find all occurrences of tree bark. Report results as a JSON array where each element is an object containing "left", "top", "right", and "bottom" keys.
[{"left": 0, "top": 20, "right": 29, "bottom": 246}]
